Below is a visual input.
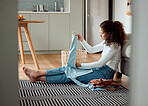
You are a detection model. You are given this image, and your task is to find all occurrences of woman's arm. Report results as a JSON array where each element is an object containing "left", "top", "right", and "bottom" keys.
[
  {"left": 75, "top": 34, "right": 104, "bottom": 53},
  {"left": 80, "top": 46, "right": 117, "bottom": 69},
  {"left": 81, "top": 40, "right": 104, "bottom": 53}
]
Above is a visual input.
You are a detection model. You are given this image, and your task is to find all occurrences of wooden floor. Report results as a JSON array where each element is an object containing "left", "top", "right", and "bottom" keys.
[{"left": 18, "top": 53, "right": 129, "bottom": 89}]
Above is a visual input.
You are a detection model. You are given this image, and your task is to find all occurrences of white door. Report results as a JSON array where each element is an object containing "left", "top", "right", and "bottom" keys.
[{"left": 85, "top": 0, "right": 108, "bottom": 46}]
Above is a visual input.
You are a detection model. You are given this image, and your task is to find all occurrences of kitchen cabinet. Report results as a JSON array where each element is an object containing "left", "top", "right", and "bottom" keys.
[
  {"left": 49, "top": 14, "right": 70, "bottom": 50},
  {"left": 18, "top": 0, "right": 84, "bottom": 52},
  {"left": 18, "top": 14, "right": 48, "bottom": 51},
  {"left": 30, "top": 14, "right": 48, "bottom": 50},
  {"left": 18, "top": 13, "right": 70, "bottom": 51}
]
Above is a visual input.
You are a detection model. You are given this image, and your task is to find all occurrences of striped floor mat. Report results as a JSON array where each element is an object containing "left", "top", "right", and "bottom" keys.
[{"left": 19, "top": 80, "right": 129, "bottom": 106}]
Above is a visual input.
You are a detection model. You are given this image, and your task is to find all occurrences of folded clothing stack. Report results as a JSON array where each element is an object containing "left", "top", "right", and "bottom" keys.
[{"left": 89, "top": 78, "right": 120, "bottom": 90}]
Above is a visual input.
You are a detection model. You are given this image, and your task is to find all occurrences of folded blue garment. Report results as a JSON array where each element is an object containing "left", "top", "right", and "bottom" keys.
[{"left": 65, "top": 31, "right": 93, "bottom": 87}]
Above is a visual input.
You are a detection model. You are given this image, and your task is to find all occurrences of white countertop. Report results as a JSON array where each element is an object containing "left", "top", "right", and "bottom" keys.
[{"left": 18, "top": 11, "right": 70, "bottom": 14}]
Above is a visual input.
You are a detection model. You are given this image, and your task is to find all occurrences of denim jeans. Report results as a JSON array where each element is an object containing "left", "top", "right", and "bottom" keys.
[{"left": 45, "top": 65, "right": 115, "bottom": 84}]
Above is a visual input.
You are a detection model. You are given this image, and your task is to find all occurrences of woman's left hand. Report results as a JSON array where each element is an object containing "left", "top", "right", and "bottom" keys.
[{"left": 75, "top": 62, "right": 81, "bottom": 67}]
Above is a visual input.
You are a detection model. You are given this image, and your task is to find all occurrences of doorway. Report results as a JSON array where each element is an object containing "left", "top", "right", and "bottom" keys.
[{"left": 84, "top": 0, "right": 109, "bottom": 46}]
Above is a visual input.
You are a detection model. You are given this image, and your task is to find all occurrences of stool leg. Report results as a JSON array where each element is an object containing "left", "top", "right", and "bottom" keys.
[
  {"left": 18, "top": 27, "right": 25, "bottom": 64},
  {"left": 24, "top": 24, "right": 40, "bottom": 69}
]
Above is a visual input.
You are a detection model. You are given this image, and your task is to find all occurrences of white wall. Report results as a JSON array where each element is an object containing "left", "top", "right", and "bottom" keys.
[
  {"left": 87, "top": 0, "right": 108, "bottom": 46},
  {"left": 130, "top": 0, "right": 148, "bottom": 105},
  {"left": 0, "top": 0, "right": 19, "bottom": 105},
  {"left": 70, "top": 0, "right": 83, "bottom": 49},
  {"left": 64, "top": 0, "right": 70, "bottom": 12},
  {"left": 114, "top": 0, "right": 132, "bottom": 34}
]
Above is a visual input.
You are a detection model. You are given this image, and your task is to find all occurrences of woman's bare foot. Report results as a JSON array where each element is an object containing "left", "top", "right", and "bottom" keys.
[{"left": 23, "top": 67, "right": 38, "bottom": 83}]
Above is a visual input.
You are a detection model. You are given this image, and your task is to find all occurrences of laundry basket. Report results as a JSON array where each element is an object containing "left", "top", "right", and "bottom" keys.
[{"left": 61, "top": 49, "right": 87, "bottom": 67}]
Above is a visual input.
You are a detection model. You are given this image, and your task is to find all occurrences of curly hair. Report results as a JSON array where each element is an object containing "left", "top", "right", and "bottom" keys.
[{"left": 100, "top": 20, "right": 126, "bottom": 47}]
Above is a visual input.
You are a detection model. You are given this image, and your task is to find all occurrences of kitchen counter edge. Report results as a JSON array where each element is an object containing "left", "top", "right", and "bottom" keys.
[{"left": 18, "top": 11, "right": 70, "bottom": 14}]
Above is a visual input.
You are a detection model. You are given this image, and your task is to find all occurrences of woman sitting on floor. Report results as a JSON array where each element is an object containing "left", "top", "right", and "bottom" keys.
[{"left": 23, "top": 20, "right": 126, "bottom": 85}]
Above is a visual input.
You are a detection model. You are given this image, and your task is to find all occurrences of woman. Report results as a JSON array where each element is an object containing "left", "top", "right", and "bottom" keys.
[{"left": 23, "top": 20, "right": 126, "bottom": 84}]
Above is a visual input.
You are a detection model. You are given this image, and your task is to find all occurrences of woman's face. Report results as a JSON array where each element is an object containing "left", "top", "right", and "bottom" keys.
[{"left": 100, "top": 28, "right": 107, "bottom": 40}]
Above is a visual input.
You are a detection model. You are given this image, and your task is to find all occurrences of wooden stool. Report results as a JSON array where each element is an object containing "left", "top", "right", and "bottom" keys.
[{"left": 18, "top": 21, "right": 44, "bottom": 69}]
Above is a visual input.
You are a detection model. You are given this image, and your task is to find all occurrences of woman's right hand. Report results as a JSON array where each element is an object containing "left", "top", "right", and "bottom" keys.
[{"left": 75, "top": 34, "right": 84, "bottom": 42}]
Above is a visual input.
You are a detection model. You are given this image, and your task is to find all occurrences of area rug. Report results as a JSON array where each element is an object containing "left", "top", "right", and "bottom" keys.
[{"left": 19, "top": 80, "right": 129, "bottom": 106}]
